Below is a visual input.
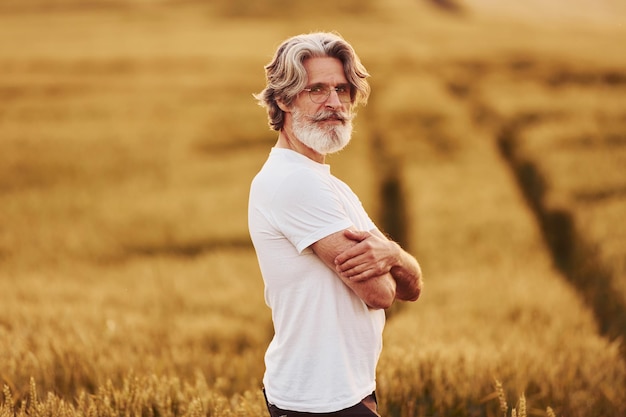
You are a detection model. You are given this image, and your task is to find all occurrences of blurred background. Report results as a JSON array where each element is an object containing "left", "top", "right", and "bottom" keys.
[{"left": 1, "top": 1, "right": 625, "bottom": 416}]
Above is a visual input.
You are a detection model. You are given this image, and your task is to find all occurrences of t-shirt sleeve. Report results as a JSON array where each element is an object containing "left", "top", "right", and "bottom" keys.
[{"left": 270, "top": 169, "right": 353, "bottom": 253}]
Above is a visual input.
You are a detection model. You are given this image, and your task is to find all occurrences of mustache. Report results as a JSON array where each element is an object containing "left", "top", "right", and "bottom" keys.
[{"left": 310, "top": 110, "right": 353, "bottom": 123}]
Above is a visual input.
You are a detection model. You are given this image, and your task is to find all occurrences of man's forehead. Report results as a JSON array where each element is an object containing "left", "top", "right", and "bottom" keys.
[{"left": 304, "top": 57, "right": 347, "bottom": 84}]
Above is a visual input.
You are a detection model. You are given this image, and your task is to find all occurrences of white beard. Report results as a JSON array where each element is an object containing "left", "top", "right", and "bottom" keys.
[{"left": 291, "top": 108, "right": 353, "bottom": 155}]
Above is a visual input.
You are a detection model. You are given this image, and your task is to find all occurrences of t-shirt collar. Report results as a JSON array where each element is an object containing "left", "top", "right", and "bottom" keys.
[{"left": 270, "top": 147, "right": 331, "bottom": 173}]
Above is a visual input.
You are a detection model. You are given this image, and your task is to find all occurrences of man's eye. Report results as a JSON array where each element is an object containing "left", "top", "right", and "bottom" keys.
[
  {"left": 336, "top": 86, "right": 348, "bottom": 93},
  {"left": 311, "top": 86, "right": 325, "bottom": 93}
]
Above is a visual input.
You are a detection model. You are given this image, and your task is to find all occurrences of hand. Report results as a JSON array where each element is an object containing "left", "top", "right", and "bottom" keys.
[{"left": 334, "top": 229, "right": 399, "bottom": 282}]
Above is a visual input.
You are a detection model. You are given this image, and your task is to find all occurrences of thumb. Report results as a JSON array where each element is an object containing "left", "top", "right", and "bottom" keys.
[{"left": 344, "top": 229, "right": 370, "bottom": 242}]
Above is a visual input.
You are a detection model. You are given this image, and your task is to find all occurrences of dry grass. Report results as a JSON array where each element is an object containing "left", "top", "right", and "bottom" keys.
[
  {"left": 370, "top": 60, "right": 625, "bottom": 414},
  {"left": 1, "top": 0, "right": 626, "bottom": 416}
]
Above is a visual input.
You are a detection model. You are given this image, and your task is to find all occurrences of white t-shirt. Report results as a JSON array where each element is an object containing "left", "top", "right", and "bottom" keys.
[{"left": 248, "top": 148, "right": 386, "bottom": 413}]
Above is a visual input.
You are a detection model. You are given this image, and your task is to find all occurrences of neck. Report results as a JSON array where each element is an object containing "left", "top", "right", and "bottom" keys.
[{"left": 276, "top": 128, "right": 325, "bottom": 164}]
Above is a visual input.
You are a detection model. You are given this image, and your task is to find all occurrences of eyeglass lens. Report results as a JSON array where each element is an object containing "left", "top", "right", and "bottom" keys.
[{"left": 308, "top": 86, "right": 351, "bottom": 103}]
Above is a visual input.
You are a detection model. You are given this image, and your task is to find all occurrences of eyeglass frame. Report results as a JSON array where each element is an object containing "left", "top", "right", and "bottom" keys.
[{"left": 301, "top": 83, "right": 353, "bottom": 104}]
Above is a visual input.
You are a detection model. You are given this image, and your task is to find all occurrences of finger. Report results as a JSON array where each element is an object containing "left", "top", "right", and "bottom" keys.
[
  {"left": 335, "top": 253, "right": 366, "bottom": 273},
  {"left": 338, "top": 258, "right": 383, "bottom": 279},
  {"left": 346, "top": 269, "right": 377, "bottom": 282},
  {"left": 338, "top": 266, "right": 371, "bottom": 281},
  {"left": 341, "top": 259, "right": 390, "bottom": 278},
  {"left": 334, "top": 244, "right": 367, "bottom": 265},
  {"left": 336, "top": 258, "right": 364, "bottom": 275}
]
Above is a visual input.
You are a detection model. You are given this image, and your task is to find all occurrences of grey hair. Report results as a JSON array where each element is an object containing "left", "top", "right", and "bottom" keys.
[{"left": 254, "top": 32, "right": 371, "bottom": 131}]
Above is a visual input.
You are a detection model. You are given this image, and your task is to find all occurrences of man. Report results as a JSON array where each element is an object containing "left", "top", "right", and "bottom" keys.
[{"left": 248, "top": 32, "right": 423, "bottom": 417}]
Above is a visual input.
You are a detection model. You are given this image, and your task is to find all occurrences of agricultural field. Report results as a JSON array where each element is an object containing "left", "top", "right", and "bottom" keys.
[{"left": 1, "top": 0, "right": 625, "bottom": 416}]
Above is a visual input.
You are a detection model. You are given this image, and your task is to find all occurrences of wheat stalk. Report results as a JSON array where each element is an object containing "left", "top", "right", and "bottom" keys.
[
  {"left": 495, "top": 380, "right": 508, "bottom": 416},
  {"left": 1, "top": 385, "right": 14, "bottom": 415},
  {"left": 518, "top": 393, "right": 526, "bottom": 417}
]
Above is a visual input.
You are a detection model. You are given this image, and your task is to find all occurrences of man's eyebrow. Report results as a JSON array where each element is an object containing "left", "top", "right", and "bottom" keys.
[{"left": 306, "top": 82, "right": 351, "bottom": 88}]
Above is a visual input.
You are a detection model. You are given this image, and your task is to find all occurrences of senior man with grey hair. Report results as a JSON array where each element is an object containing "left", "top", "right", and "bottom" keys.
[{"left": 249, "top": 32, "right": 423, "bottom": 417}]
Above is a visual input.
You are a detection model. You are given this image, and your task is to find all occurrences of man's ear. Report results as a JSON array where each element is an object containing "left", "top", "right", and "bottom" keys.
[{"left": 276, "top": 99, "right": 290, "bottom": 113}]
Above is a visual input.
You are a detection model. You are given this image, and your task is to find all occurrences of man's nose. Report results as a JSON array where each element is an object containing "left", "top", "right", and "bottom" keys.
[{"left": 325, "top": 88, "right": 342, "bottom": 108}]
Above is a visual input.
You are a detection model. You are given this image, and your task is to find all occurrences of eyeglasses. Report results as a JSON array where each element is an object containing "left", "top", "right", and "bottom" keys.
[{"left": 302, "top": 84, "right": 352, "bottom": 104}]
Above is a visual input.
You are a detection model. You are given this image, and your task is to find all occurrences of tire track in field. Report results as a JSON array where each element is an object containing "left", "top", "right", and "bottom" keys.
[
  {"left": 442, "top": 57, "right": 626, "bottom": 358},
  {"left": 496, "top": 116, "right": 626, "bottom": 358},
  {"left": 371, "top": 133, "right": 410, "bottom": 251},
  {"left": 364, "top": 124, "right": 412, "bottom": 319},
  {"left": 113, "top": 237, "right": 254, "bottom": 263}
]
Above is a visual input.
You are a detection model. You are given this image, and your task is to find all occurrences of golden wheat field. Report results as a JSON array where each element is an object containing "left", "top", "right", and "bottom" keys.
[{"left": 1, "top": 0, "right": 626, "bottom": 416}]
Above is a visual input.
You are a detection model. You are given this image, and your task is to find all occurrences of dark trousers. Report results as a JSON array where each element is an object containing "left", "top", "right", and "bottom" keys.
[{"left": 263, "top": 388, "right": 380, "bottom": 417}]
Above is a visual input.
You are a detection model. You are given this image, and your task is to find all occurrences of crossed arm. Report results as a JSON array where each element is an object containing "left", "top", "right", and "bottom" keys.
[{"left": 311, "top": 228, "right": 423, "bottom": 309}]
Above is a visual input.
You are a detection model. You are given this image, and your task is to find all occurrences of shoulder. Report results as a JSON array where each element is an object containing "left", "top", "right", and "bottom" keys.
[{"left": 272, "top": 167, "right": 334, "bottom": 203}]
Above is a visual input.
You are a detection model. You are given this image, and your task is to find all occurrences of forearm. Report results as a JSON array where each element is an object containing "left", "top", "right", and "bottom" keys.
[
  {"left": 333, "top": 228, "right": 423, "bottom": 304},
  {"left": 346, "top": 272, "right": 397, "bottom": 310},
  {"left": 312, "top": 229, "right": 397, "bottom": 310},
  {"left": 389, "top": 242, "right": 423, "bottom": 301}
]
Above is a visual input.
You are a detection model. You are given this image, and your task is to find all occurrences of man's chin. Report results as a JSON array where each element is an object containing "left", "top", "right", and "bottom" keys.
[
  {"left": 293, "top": 124, "right": 352, "bottom": 156},
  {"left": 320, "top": 140, "right": 351, "bottom": 155}
]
